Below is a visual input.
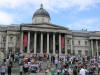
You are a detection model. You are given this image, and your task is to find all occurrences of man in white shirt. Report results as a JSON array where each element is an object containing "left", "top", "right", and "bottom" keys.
[{"left": 79, "top": 66, "right": 87, "bottom": 75}]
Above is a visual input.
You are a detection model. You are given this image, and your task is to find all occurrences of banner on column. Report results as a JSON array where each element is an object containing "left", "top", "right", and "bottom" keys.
[
  {"left": 24, "top": 34, "right": 27, "bottom": 47},
  {"left": 61, "top": 36, "right": 65, "bottom": 49}
]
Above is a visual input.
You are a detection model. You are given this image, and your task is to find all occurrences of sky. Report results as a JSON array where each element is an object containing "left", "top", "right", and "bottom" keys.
[{"left": 0, "top": 0, "right": 100, "bottom": 31}]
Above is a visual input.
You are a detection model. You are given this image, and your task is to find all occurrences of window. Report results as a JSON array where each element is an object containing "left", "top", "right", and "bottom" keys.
[
  {"left": 78, "top": 41, "right": 80, "bottom": 45},
  {"left": 78, "top": 50, "right": 82, "bottom": 56},
  {"left": 2, "top": 36, "right": 6, "bottom": 42},
  {"left": 67, "top": 49, "right": 71, "bottom": 54},
  {"left": 85, "top": 41, "right": 88, "bottom": 45},
  {"left": 72, "top": 40, "right": 74, "bottom": 45},
  {"left": 85, "top": 50, "right": 88, "bottom": 56},
  {"left": 67, "top": 40, "right": 70, "bottom": 44}
]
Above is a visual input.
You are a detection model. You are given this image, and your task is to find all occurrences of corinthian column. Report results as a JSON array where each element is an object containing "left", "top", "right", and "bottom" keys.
[
  {"left": 47, "top": 33, "right": 49, "bottom": 54},
  {"left": 71, "top": 39, "right": 73, "bottom": 55},
  {"left": 65, "top": 35, "right": 67, "bottom": 55},
  {"left": 53, "top": 33, "right": 55, "bottom": 55},
  {"left": 27, "top": 32, "right": 30, "bottom": 53},
  {"left": 20, "top": 32, "right": 23, "bottom": 53},
  {"left": 59, "top": 34, "right": 61, "bottom": 55},
  {"left": 91, "top": 40, "right": 93, "bottom": 56},
  {"left": 96, "top": 40, "right": 99, "bottom": 57},
  {"left": 6, "top": 34, "right": 8, "bottom": 53},
  {"left": 40, "top": 32, "right": 43, "bottom": 54},
  {"left": 34, "top": 32, "right": 37, "bottom": 54}
]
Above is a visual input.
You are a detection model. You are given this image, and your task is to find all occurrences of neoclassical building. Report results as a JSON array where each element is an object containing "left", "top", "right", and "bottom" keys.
[{"left": 0, "top": 4, "right": 100, "bottom": 56}]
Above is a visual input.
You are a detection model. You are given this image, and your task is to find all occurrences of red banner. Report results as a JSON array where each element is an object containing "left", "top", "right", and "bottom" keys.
[
  {"left": 61, "top": 36, "right": 65, "bottom": 48},
  {"left": 23, "top": 34, "right": 27, "bottom": 47}
]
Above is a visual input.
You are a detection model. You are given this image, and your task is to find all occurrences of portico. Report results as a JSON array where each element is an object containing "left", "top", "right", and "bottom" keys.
[{"left": 20, "top": 28, "right": 67, "bottom": 55}]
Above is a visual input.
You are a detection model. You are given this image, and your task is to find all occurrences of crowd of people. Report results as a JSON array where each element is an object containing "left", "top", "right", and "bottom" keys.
[{"left": 0, "top": 52, "right": 100, "bottom": 75}]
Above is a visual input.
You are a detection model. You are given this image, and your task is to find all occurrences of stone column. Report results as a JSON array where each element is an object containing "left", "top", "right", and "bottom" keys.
[
  {"left": 20, "top": 32, "right": 23, "bottom": 53},
  {"left": 96, "top": 40, "right": 99, "bottom": 57},
  {"left": 34, "top": 32, "right": 37, "bottom": 54},
  {"left": 65, "top": 35, "right": 67, "bottom": 55},
  {"left": 40, "top": 32, "right": 43, "bottom": 54},
  {"left": 14, "top": 36, "right": 16, "bottom": 53},
  {"left": 47, "top": 33, "right": 49, "bottom": 54},
  {"left": 59, "top": 34, "right": 61, "bottom": 55},
  {"left": 53, "top": 33, "right": 55, "bottom": 55},
  {"left": 71, "top": 39, "right": 73, "bottom": 55},
  {"left": 27, "top": 32, "right": 30, "bottom": 53},
  {"left": 6, "top": 34, "right": 8, "bottom": 53},
  {"left": 91, "top": 40, "right": 93, "bottom": 56}
]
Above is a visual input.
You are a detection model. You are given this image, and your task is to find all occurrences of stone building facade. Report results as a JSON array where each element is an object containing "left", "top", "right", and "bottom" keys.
[{"left": 0, "top": 4, "right": 100, "bottom": 57}]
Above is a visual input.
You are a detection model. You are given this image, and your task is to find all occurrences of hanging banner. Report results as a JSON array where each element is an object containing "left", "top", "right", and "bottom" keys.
[
  {"left": 61, "top": 36, "right": 65, "bottom": 48},
  {"left": 24, "top": 34, "right": 27, "bottom": 47}
]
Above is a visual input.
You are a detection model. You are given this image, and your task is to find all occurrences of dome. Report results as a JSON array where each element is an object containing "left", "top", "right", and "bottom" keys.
[{"left": 33, "top": 4, "right": 50, "bottom": 19}]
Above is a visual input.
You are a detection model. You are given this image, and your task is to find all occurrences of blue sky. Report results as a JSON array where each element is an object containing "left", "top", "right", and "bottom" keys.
[{"left": 0, "top": 0, "right": 100, "bottom": 31}]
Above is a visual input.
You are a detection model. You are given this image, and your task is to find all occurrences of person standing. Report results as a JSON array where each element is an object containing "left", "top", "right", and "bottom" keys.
[
  {"left": 1, "top": 64, "right": 6, "bottom": 75},
  {"left": 19, "top": 65, "right": 23, "bottom": 75},
  {"left": 98, "top": 62, "right": 100, "bottom": 74},
  {"left": 68, "top": 67, "right": 73, "bottom": 75},
  {"left": 7, "top": 64, "right": 12, "bottom": 75},
  {"left": 73, "top": 66, "right": 78, "bottom": 75},
  {"left": 55, "top": 59, "right": 59, "bottom": 69},
  {"left": 79, "top": 66, "right": 87, "bottom": 75}
]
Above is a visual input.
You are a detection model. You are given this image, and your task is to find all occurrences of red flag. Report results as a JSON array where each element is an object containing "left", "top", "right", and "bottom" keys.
[
  {"left": 24, "top": 34, "right": 27, "bottom": 47},
  {"left": 61, "top": 36, "right": 65, "bottom": 48}
]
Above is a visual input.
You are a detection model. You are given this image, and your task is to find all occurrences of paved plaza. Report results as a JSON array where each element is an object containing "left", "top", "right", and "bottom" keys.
[{"left": 1, "top": 54, "right": 100, "bottom": 75}]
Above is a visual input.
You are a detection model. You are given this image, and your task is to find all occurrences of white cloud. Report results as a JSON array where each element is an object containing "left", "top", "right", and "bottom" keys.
[
  {"left": 0, "top": 0, "right": 100, "bottom": 25},
  {"left": 67, "top": 18, "right": 99, "bottom": 31},
  {"left": 0, "top": 0, "right": 100, "bottom": 11},
  {"left": 0, "top": 11, "right": 14, "bottom": 24}
]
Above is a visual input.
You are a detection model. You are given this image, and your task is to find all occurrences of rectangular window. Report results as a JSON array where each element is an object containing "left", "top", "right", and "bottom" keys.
[
  {"left": 78, "top": 41, "right": 80, "bottom": 45},
  {"left": 67, "top": 49, "right": 71, "bottom": 54},
  {"left": 85, "top": 41, "right": 88, "bottom": 45},
  {"left": 78, "top": 50, "right": 82, "bottom": 55},
  {"left": 67, "top": 40, "right": 70, "bottom": 44},
  {"left": 72, "top": 40, "right": 74, "bottom": 45},
  {"left": 85, "top": 50, "right": 88, "bottom": 56}
]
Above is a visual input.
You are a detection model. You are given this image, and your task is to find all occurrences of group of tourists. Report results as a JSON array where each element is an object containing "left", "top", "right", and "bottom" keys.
[{"left": 0, "top": 52, "right": 100, "bottom": 75}]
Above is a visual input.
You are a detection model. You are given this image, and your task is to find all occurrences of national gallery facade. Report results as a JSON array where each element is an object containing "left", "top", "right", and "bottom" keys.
[{"left": 0, "top": 4, "right": 100, "bottom": 57}]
